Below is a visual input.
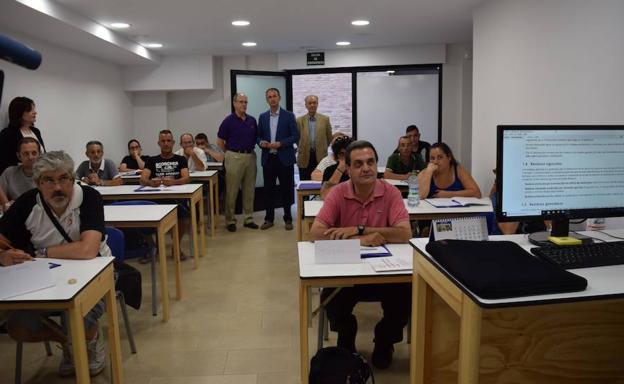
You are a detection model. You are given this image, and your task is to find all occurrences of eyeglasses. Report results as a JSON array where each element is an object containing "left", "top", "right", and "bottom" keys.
[{"left": 40, "top": 175, "right": 73, "bottom": 187}]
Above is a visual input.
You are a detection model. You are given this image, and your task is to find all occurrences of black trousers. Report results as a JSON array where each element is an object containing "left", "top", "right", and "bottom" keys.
[
  {"left": 298, "top": 150, "right": 317, "bottom": 181},
  {"left": 263, "top": 154, "right": 294, "bottom": 223},
  {"left": 321, "top": 283, "right": 411, "bottom": 351}
]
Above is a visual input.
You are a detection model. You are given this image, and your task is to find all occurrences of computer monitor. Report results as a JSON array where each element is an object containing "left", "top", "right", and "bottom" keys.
[{"left": 496, "top": 125, "right": 624, "bottom": 242}]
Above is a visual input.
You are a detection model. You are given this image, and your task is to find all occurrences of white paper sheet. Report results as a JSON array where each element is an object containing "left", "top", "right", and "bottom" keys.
[
  {"left": 366, "top": 257, "right": 412, "bottom": 272},
  {"left": 314, "top": 239, "right": 361, "bottom": 264},
  {"left": 0, "top": 259, "right": 56, "bottom": 300}
]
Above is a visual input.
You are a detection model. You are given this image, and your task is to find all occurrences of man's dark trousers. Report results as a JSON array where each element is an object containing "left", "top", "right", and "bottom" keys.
[{"left": 263, "top": 153, "right": 294, "bottom": 223}]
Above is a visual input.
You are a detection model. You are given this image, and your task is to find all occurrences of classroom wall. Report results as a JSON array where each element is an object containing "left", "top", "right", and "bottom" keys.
[
  {"left": 472, "top": 0, "right": 624, "bottom": 192},
  {"left": 152, "top": 43, "right": 473, "bottom": 165},
  {"left": 0, "top": 29, "right": 133, "bottom": 166}
]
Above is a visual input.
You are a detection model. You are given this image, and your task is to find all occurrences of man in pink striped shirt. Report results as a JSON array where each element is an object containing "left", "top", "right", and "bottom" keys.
[{"left": 309, "top": 140, "right": 411, "bottom": 369}]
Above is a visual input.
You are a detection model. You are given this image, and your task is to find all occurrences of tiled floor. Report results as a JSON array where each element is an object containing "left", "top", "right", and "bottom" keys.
[{"left": 0, "top": 210, "right": 411, "bottom": 383}]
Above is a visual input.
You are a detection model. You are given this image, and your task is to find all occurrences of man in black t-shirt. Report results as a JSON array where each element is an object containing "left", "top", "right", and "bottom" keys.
[
  {"left": 140, "top": 130, "right": 191, "bottom": 259},
  {"left": 141, "top": 130, "right": 191, "bottom": 186}
]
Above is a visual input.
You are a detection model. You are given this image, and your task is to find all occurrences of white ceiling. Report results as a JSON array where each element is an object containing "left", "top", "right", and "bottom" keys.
[{"left": 1, "top": 0, "right": 483, "bottom": 65}]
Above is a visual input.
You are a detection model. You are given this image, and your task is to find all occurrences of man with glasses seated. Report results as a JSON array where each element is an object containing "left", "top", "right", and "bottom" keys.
[{"left": 0, "top": 151, "right": 112, "bottom": 377}]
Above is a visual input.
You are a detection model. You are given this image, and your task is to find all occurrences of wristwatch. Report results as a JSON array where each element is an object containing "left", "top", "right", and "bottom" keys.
[{"left": 357, "top": 225, "right": 365, "bottom": 236}]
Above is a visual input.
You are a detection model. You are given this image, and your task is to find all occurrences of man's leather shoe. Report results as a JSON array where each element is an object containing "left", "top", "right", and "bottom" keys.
[
  {"left": 285, "top": 221, "right": 294, "bottom": 231},
  {"left": 260, "top": 222, "right": 274, "bottom": 230},
  {"left": 243, "top": 221, "right": 259, "bottom": 229}
]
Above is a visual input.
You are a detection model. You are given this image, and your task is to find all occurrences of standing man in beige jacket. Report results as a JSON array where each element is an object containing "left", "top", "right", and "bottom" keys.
[{"left": 296, "top": 95, "right": 333, "bottom": 180}]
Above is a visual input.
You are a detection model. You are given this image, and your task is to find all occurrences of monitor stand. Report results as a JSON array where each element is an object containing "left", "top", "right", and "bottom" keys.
[{"left": 527, "top": 219, "right": 593, "bottom": 246}]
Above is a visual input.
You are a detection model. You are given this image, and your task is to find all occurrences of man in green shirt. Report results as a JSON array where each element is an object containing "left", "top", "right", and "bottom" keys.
[{"left": 384, "top": 136, "right": 426, "bottom": 180}]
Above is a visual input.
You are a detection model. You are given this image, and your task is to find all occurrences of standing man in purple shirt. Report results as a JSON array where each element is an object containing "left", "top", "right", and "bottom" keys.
[{"left": 217, "top": 92, "right": 259, "bottom": 232}]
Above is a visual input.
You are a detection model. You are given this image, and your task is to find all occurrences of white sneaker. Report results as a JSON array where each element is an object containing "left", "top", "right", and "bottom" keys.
[
  {"left": 58, "top": 331, "right": 106, "bottom": 377},
  {"left": 87, "top": 330, "right": 106, "bottom": 376}
]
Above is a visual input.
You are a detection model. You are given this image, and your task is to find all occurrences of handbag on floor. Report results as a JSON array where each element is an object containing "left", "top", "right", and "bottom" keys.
[{"left": 309, "top": 347, "right": 375, "bottom": 384}]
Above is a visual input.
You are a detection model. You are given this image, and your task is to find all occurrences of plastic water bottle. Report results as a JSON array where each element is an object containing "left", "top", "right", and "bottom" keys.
[{"left": 407, "top": 171, "right": 419, "bottom": 207}]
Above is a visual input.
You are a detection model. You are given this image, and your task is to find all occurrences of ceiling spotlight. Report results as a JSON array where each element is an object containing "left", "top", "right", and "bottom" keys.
[
  {"left": 351, "top": 20, "right": 370, "bottom": 26},
  {"left": 336, "top": 41, "right": 351, "bottom": 46},
  {"left": 110, "top": 22, "right": 131, "bottom": 28},
  {"left": 232, "top": 20, "right": 250, "bottom": 26},
  {"left": 144, "top": 43, "right": 163, "bottom": 48},
  {"left": 242, "top": 42, "right": 257, "bottom": 47},
  {"left": 386, "top": 70, "right": 395, "bottom": 74}
]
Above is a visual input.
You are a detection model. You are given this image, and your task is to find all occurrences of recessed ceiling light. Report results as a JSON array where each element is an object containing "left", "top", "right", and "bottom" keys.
[
  {"left": 232, "top": 20, "right": 250, "bottom": 26},
  {"left": 110, "top": 22, "right": 131, "bottom": 28},
  {"left": 386, "top": 70, "right": 395, "bottom": 74},
  {"left": 351, "top": 20, "right": 370, "bottom": 26},
  {"left": 336, "top": 41, "right": 351, "bottom": 46},
  {"left": 242, "top": 42, "right": 257, "bottom": 47},
  {"left": 144, "top": 43, "right": 163, "bottom": 48}
]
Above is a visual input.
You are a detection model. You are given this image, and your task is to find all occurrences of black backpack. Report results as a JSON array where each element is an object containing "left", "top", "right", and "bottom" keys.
[{"left": 309, "top": 347, "right": 375, "bottom": 384}]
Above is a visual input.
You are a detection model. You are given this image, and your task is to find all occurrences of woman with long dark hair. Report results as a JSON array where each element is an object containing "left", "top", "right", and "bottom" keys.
[
  {"left": 418, "top": 142, "right": 481, "bottom": 198},
  {"left": 0, "top": 97, "right": 46, "bottom": 174}
]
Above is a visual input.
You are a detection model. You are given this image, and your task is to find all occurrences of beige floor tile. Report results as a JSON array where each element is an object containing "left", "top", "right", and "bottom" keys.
[
  {"left": 257, "top": 371, "right": 300, "bottom": 384},
  {"left": 149, "top": 374, "right": 257, "bottom": 384},
  {"left": 224, "top": 347, "right": 299, "bottom": 374}
]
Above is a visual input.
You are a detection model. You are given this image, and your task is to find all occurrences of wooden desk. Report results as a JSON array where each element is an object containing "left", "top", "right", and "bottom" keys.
[
  {"left": 296, "top": 181, "right": 322, "bottom": 241},
  {"left": 0, "top": 257, "right": 123, "bottom": 384},
  {"left": 301, "top": 198, "right": 493, "bottom": 240},
  {"left": 206, "top": 162, "right": 223, "bottom": 170},
  {"left": 104, "top": 205, "right": 180, "bottom": 322},
  {"left": 188, "top": 170, "right": 219, "bottom": 238},
  {"left": 409, "top": 233, "right": 624, "bottom": 384},
  {"left": 298, "top": 242, "right": 413, "bottom": 384},
  {"left": 95, "top": 184, "right": 205, "bottom": 269},
  {"left": 121, "top": 172, "right": 219, "bottom": 238}
]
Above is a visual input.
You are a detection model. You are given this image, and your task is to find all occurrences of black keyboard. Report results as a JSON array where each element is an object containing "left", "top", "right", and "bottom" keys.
[{"left": 531, "top": 241, "right": 624, "bottom": 269}]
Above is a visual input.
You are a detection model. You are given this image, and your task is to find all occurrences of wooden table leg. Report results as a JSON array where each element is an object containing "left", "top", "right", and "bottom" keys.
[
  {"left": 199, "top": 193, "right": 206, "bottom": 255},
  {"left": 104, "top": 281, "right": 123, "bottom": 384},
  {"left": 411, "top": 271, "right": 429, "bottom": 384},
  {"left": 214, "top": 176, "right": 220, "bottom": 226},
  {"left": 172, "top": 221, "right": 182, "bottom": 300},
  {"left": 157, "top": 225, "right": 170, "bottom": 322},
  {"left": 209, "top": 178, "right": 216, "bottom": 238},
  {"left": 297, "top": 191, "right": 303, "bottom": 242},
  {"left": 458, "top": 298, "right": 482, "bottom": 384},
  {"left": 68, "top": 306, "right": 90, "bottom": 383},
  {"left": 300, "top": 281, "right": 310, "bottom": 384},
  {"left": 190, "top": 197, "right": 200, "bottom": 269}
]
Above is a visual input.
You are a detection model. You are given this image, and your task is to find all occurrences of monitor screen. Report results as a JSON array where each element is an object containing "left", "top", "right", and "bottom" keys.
[{"left": 496, "top": 126, "right": 624, "bottom": 227}]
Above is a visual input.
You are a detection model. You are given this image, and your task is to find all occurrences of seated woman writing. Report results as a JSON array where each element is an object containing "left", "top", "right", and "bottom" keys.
[{"left": 418, "top": 142, "right": 481, "bottom": 199}]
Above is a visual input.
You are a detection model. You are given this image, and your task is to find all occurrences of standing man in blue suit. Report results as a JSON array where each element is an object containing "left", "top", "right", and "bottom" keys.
[{"left": 257, "top": 88, "right": 300, "bottom": 230}]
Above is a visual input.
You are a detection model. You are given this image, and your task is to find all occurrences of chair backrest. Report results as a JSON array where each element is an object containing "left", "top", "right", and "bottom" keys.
[
  {"left": 105, "top": 226, "right": 125, "bottom": 262},
  {"left": 110, "top": 200, "right": 157, "bottom": 206}
]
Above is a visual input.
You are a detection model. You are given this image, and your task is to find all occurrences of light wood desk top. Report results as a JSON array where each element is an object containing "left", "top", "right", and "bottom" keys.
[
  {"left": 304, "top": 198, "right": 493, "bottom": 218},
  {"left": 94, "top": 183, "right": 203, "bottom": 195},
  {"left": 409, "top": 231, "right": 624, "bottom": 384},
  {"left": 0, "top": 257, "right": 123, "bottom": 383},
  {"left": 298, "top": 242, "right": 414, "bottom": 384},
  {"left": 104, "top": 204, "right": 181, "bottom": 321},
  {"left": 1, "top": 257, "right": 113, "bottom": 302},
  {"left": 104, "top": 204, "right": 177, "bottom": 222},
  {"left": 96, "top": 183, "right": 205, "bottom": 268}
]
